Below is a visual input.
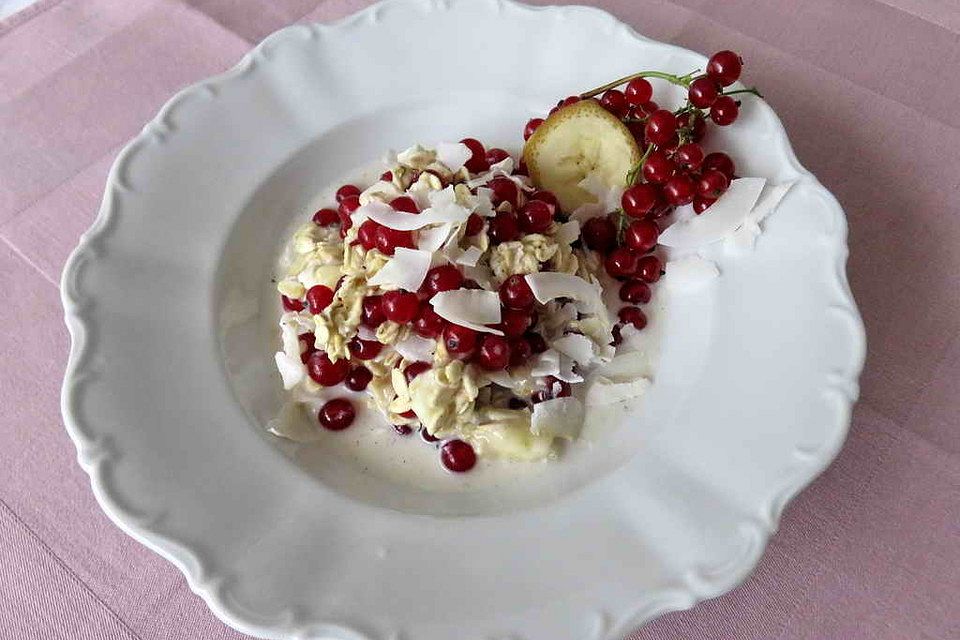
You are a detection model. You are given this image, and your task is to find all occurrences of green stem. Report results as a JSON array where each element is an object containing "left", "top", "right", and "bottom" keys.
[
  {"left": 723, "top": 86, "right": 764, "bottom": 99},
  {"left": 580, "top": 70, "right": 699, "bottom": 99},
  {"left": 625, "top": 143, "right": 655, "bottom": 185}
]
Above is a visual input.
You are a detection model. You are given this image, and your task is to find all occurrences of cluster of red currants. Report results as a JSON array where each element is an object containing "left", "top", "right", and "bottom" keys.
[{"left": 523, "top": 49, "right": 757, "bottom": 340}]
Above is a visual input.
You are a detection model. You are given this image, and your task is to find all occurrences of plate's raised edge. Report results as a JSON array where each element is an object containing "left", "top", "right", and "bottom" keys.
[{"left": 58, "top": 1, "right": 867, "bottom": 639}]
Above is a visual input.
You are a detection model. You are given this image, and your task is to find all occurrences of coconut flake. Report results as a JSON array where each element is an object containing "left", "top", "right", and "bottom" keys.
[
  {"left": 455, "top": 246, "right": 484, "bottom": 267},
  {"left": 394, "top": 334, "right": 436, "bottom": 363},
  {"left": 431, "top": 289, "right": 503, "bottom": 335},
  {"left": 726, "top": 180, "right": 796, "bottom": 251},
  {"left": 556, "top": 355, "right": 584, "bottom": 383},
  {"left": 482, "top": 369, "right": 515, "bottom": 389},
  {"left": 578, "top": 172, "right": 624, "bottom": 214},
  {"left": 585, "top": 376, "right": 651, "bottom": 407},
  {"left": 551, "top": 333, "right": 596, "bottom": 364},
  {"left": 555, "top": 220, "right": 581, "bottom": 246},
  {"left": 365, "top": 187, "right": 470, "bottom": 231},
  {"left": 435, "top": 142, "right": 472, "bottom": 173},
  {"left": 357, "top": 325, "right": 378, "bottom": 341},
  {"left": 474, "top": 187, "right": 495, "bottom": 217},
  {"left": 466, "top": 157, "right": 515, "bottom": 188},
  {"left": 274, "top": 352, "right": 305, "bottom": 389},
  {"left": 352, "top": 200, "right": 393, "bottom": 226},
  {"left": 359, "top": 180, "right": 401, "bottom": 206},
  {"left": 524, "top": 272, "right": 605, "bottom": 315},
  {"left": 531, "top": 396, "right": 584, "bottom": 440},
  {"left": 530, "top": 348, "right": 560, "bottom": 377},
  {"left": 367, "top": 247, "right": 432, "bottom": 291},
  {"left": 658, "top": 177, "right": 766, "bottom": 249},
  {"left": 417, "top": 223, "right": 453, "bottom": 253},
  {"left": 663, "top": 255, "right": 719, "bottom": 291}
]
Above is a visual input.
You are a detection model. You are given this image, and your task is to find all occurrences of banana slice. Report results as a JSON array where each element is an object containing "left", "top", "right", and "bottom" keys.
[{"left": 523, "top": 99, "right": 641, "bottom": 212}]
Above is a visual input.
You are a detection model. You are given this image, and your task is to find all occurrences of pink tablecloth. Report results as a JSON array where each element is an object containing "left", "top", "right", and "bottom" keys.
[{"left": 1, "top": 1, "right": 957, "bottom": 638}]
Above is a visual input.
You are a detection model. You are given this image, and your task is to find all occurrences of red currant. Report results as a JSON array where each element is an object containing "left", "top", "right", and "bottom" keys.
[
  {"left": 696, "top": 169, "right": 730, "bottom": 198},
  {"left": 485, "top": 148, "right": 510, "bottom": 165},
  {"left": 618, "top": 306, "right": 648, "bottom": 329},
  {"left": 499, "top": 308, "right": 532, "bottom": 337},
  {"left": 645, "top": 110, "right": 678, "bottom": 147},
  {"left": 335, "top": 184, "right": 360, "bottom": 203},
  {"left": 488, "top": 211, "right": 520, "bottom": 244},
  {"left": 413, "top": 303, "right": 445, "bottom": 338},
  {"left": 318, "top": 398, "right": 355, "bottom": 430},
  {"left": 625, "top": 77, "right": 653, "bottom": 106},
  {"left": 499, "top": 274, "right": 535, "bottom": 310},
  {"left": 361, "top": 295, "right": 386, "bottom": 327},
  {"left": 693, "top": 195, "right": 716, "bottom": 214},
  {"left": 559, "top": 95, "right": 581, "bottom": 108},
  {"left": 375, "top": 226, "right": 415, "bottom": 256},
  {"left": 674, "top": 143, "right": 705, "bottom": 171},
  {"left": 582, "top": 216, "right": 617, "bottom": 252},
  {"left": 381, "top": 290, "right": 420, "bottom": 323},
  {"left": 702, "top": 152, "right": 736, "bottom": 180},
  {"left": 403, "top": 361, "right": 431, "bottom": 384},
  {"left": 440, "top": 439, "right": 476, "bottom": 472},
  {"left": 600, "top": 89, "right": 628, "bottom": 117},
  {"left": 348, "top": 336, "right": 383, "bottom": 360},
  {"left": 281, "top": 295, "right": 304, "bottom": 312},
  {"left": 524, "top": 118, "right": 544, "bottom": 141},
  {"left": 380, "top": 171, "right": 393, "bottom": 181},
  {"left": 710, "top": 96, "right": 739, "bottom": 126},
  {"left": 421, "top": 428, "right": 440, "bottom": 443},
  {"left": 530, "top": 190, "right": 559, "bottom": 209},
  {"left": 345, "top": 365, "right": 372, "bottom": 391},
  {"left": 306, "top": 352, "right": 350, "bottom": 386},
  {"left": 688, "top": 76, "right": 720, "bottom": 108},
  {"left": 605, "top": 247, "right": 639, "bottom": 279},
  {"left": 526, "top": 332, "right": 548, "bottom": 354},
  {"left": 390, "top": 196, "right": 419, "bottom": 213},
  {"left": 477, "top": 334, "right": 511, "bottom": 370},
  {"left": 313, "top": 208, "right": 339, "bottom": 226},
  {"left": 621, "top": 183, "right": 660, "bottom": 218},
  {"left": 305, "top": 285, "right": 334, "bottom": 314},
  {"left": 637, "top": 255, "right": 663, "bottom": 283},
  {"left": 394, "top": 424, "right": 413, "bottom": 436},
  {"left": 508, "top": 337, "right": 533, "bottom": 367},
  {"left": 642, "top": 151, "right": 676, "bottom": 184},
  {"left": 620, "top": 279, "right": 652, "bottom": 304},
  {"left": 357, "top": 219, "right": 379, "bottom": 250},
  {"left": 422, "top": 265, "right": 463, "bottom": 297},
  {"left": 663, "top": 175, "right": 696, "bottom": 206},
  {"left": 487, "top": 176, "right": 520, "bottom": 208},
  {"left": 465, "top": 213, "right": 484, "bottom": 236},
  {"left": 443, "top": 324, "right": 478, "bottom": 358},
  {"left": 460, "top": 137, "right": 489, "bottom": 173},
  {"left": 706, "top": 50, "right": 743, "bottom": 87},
  {"left": 624, "top": 220, "right": 660, "bottom": 253},
  {"left": 518, "top": 200, "right": 554, "bottom": 233}
]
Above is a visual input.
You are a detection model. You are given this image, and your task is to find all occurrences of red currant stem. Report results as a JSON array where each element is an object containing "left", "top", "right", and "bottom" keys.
[
  {"left": 625, "top": 143, "right": 655, "bottom": 186},
  {"left": 723, "top": 86, "right": 764, "bottom": 99},
  {"left": 580, "top": 69, "right": 700, "bottom": 99}
]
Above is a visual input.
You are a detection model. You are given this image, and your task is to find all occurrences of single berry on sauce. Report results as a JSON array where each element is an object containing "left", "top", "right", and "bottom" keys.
[
  {"left": 345, "top": 366, "right": 372, "bottom": 391},
  {"left": 318, "top": 398, "right": 355, "bottom": 431},
  {"left": 440, "top": 439, "right": 477, "bottom": 473}
]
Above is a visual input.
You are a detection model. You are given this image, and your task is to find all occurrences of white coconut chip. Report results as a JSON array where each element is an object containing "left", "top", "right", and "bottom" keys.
[
  {"left": 274, "top": 352, "right": 305, "bottom": 390},
  {"left": 555, "top": 220, "right": 581, "bottom": 246},
  {"left": 466, "top": 157, "right": 515, "bottom": 188},
  {"left": 551, "top": 333, "right": 597, "bottom": 364},
  {"left": 367, "top": 247, "right": 432, "bottom": 291},
  {"left": 726, "top": 180, "right": 797, "bottom": 251},
  {"left": 482, "top": 369, "right": 515, "bottom": 389},
  {"left": 357, "top": 324, "right": 378, "bottom": 341},
  {"left": 585, "top": 376, "right": 651, "bottom": 407},
  {"left": 531, "top": 396, "right": 584, "bottom": 440},
  {"left": 529, "top": 348, "right": 561, "bottom": 377},
  {"left": 394, "top": 334, "right": 436, "bottom": 363},
  {"left": 430, "top": 289, "right": 503, "bottom": 335},
  {"left": 417, "top": 223, "right": 453, "bottom": 253},
  {"left": 474, "top": 187, "right": 496, "bottom": 217},
  {"left": 364, "top": 187, "right": 471, "bottom": 231},
  {"left": 435, "top": 142, "right": 472, "bottom": 173},
  {"left": 455, "top": 246, "right": 484, "bottom": 267},
  {"left": 524, "top": 272, "right": 605, "bottom": 316},
  {"left": 556, "top": 355, "right": 584, "bottom": 383},
  {"left": 359, "top": 180, "right": 401, "bottom": 206},
  {"left": 578, "top": 171, "right": 624, "bottom": 214},
  {"left": 658, "top": 177, "right": 766, "bottom": 249}
]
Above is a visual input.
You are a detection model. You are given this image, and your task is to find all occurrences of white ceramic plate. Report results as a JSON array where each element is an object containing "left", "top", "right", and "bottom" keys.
[{"left": 61, "top": 1, "right": 866, "bottom": 638}]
